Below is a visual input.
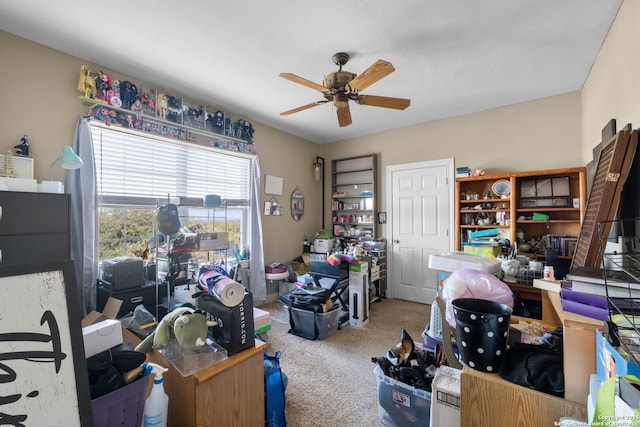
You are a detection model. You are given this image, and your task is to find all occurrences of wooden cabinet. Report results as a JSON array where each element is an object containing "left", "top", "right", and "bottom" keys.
[
  {"left": 331, "top": 154, "right": 377, "bottom": 238},
  {"left": 536, "top": 283, "right": 601, "bottom": 403},
  {"left": 149, "top": 340, "right": 267, "bottom": 427},
  {"left": 455, "top": 167, "right": 586, "bottom": 259},
  {"left": 0, "top": 191, "right": 70, "bottom": 267},
  {"left": 461, "top": 366, "right": 587, "bottom": 427}
]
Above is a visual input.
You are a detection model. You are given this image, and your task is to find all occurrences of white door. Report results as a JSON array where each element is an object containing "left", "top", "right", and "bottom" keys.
[{"left": 387, "top": 159, "right": 453, "bottom": 304}]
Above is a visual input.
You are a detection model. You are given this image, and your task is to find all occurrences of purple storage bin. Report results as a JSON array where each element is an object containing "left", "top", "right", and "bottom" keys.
[
  {"left": 92, "top": 374, "right": 149, "bottom": 427},
  {"left": 422, "top": 331, "right": 459, "bottom": 356}
]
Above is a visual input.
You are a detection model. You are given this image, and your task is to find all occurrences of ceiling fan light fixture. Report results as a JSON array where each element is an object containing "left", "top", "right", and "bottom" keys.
[
  {"left": 279, "top": 51, "right": 410, "bottom": 127},
  {"left": 323, "top": 71, "right": 356, "bottom": 90},
  {"left": 334, "top": 92, "right": 349, "bottom": 108}
]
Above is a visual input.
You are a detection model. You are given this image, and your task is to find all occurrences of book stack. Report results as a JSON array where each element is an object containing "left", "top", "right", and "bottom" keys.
[
  {"left": 253, "top": 307, "right": 271, "bottom": 336},
  {"left": 558, "top": 267, "right": 640, "bottom": 321},
  {"left": 545, "top": 234, "right": 578, "bottom": 257},
  {"left": 456, "top": 166, "right": 471, "bottom": 178}
]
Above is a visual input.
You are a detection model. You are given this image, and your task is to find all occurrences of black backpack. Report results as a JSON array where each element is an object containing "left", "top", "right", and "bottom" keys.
[
  {"left": 157, "top": 203, "right": 180, "bottom": 235},
  {"left": 288, "top": 287, "right": 329, "bottom": 311}
]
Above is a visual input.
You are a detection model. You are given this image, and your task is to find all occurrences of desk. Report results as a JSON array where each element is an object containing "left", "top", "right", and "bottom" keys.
[
  {"left": 461, "top": 367, "right": 587, "bottom": 427},
  {"left": 149, "top": 340, "right": 267, "bottom": 427},
  {"left": 509, "top": 283, "right": 542, "bottom": 302},
  {"left": 534, "top": 280, "right": 602, "bottom": 403}
]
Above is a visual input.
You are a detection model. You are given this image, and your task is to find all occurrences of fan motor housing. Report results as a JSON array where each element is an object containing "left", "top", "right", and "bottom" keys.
[{"left": 323, "top": 71, "right": 356, "bottom": 91}]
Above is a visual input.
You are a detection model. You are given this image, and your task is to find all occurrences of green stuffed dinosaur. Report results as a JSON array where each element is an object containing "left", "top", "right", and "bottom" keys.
[{"left": 135, "top": 307, "right": 216, "bottom": 354}]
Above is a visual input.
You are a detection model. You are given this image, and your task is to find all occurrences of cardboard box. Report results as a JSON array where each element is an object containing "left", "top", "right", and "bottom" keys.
[
  {"left": 370, "top": 265, "right": 380, "bottom": 282},
  {"left": 81, "top": 297, "right": 125, "bottom": 358},
  {"left": 349, "top": 261, "right": 369, "bottom": 328},
  {"left": 596, "top": 329, "right": 640, "bottom": 381},
  {"left": 82, "top": 297, "right": 123, "bottom": 327},
  {"left": 82, "top": 319, "right": 123, "bottom": 358},
  {"left": 430, "top": 366, "right": 461, "bottom": 427},
  {"left": 196, "top": 232, "right": 229, "bottom": 251},
  {"left": 0, "top": 177, "right": 37, "bottom": 192}
]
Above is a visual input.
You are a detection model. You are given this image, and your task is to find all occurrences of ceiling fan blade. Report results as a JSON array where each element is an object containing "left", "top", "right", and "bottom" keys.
[
  {"left": 356, "top": 95, "right": 411, "bottom": 110},
  {"left": 279, "top": 73, "right": 327, "bottom": 92},
  {"left": 337, "top": 105, "right": 352, "bottom": 127},
  {"left": 346, "top": 60, "right": 395, "bottom": 93},
  {"left": 280, "top": 101, "right": 326, "bottom": 116}
]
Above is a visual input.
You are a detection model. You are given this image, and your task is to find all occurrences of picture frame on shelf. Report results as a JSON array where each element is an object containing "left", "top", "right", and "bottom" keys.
[
  {"left": 139, "top": 86, "right": 157, "bottom": 117},
  {"left": 157, "top": 89, "right": 182, "bottom": 124},
  {"left": 182, "top": 101, "right": 205, "bottom": 130}
]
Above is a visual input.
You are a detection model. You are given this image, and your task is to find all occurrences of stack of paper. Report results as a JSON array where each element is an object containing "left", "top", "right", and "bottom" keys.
[{"left": 254, "top": 307, "right": 271, "bottom": 335}]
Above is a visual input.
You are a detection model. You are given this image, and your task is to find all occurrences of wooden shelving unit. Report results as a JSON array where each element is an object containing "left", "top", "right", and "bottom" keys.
[{"left": 455, "top": 167, "right": 587, "bottom": 259}]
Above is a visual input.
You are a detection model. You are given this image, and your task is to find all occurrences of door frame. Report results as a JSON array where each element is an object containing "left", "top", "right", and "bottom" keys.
[{"left": 385, "top": 158, "right": 455, "bottom": 299}]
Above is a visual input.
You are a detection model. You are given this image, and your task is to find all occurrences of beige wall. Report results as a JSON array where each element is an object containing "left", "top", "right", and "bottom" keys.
[
  {"left": 0, "top": 31, "right": 322, "bottom": 265},
  {"left": 322, "top": 93, "right": 583, "bottom": 240},
  {"left": 582, "top": 0, "right": 640, "bottom": 161},
  {"left": 2, "top": 0, "right": 636, "bottom": 267}
]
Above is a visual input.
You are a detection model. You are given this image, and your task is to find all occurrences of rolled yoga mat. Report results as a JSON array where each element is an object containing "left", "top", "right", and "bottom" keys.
[{"left": 199, "top": 270, "right": 246, "bottom": 307}]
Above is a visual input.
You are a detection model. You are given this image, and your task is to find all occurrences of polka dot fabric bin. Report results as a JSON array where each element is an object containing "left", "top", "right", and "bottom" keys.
[{"left": 452, "top": 298, "right": 512, "bottom": 372}]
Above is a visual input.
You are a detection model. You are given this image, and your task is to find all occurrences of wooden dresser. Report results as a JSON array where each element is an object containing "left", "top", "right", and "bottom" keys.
[{"left": 149, "top": 340, "right": 267, "bottom": 427}]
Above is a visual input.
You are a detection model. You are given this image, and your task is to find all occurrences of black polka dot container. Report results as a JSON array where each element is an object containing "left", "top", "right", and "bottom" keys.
[{"left": 452, "top": 298, "right": 512, "bottom": 372}]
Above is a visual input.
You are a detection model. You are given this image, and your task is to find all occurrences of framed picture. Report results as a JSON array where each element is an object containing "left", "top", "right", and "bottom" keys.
[
  {"left": 0, "top": 262, "right": 93, "bottom": 426},
  {"left": 378, "top": 212, "right": 387, "bottom": 224},
  {"left": 265, "top": 175, "right": 283, "bottom": 196}
]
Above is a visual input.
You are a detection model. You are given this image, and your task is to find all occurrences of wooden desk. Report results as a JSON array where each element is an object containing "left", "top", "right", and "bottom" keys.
[
  {"left": 461, "top": 367, "right": 587, "bottom": 427},
  {"left": 509, "top": 283, "right": 542, "bottom": 302},
  {"left": 150, "top": 340, "right": 267, "bottom": 427},
  {"left": 535, "top": 280, "right": 603, "bottom": 403}
]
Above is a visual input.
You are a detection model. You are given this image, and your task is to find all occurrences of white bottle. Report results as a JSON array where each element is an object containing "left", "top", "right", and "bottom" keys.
[
  {"left": 543, "top": 265, "right": 555, "bottom": 280},
  {"left": 143, "top": 362, "right": 169, "bottom": 427}
]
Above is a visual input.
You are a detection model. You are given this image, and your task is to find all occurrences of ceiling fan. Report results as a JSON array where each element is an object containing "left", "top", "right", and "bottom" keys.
[{"left": 279, "top": 52, "right": 411, "bottom": 127}]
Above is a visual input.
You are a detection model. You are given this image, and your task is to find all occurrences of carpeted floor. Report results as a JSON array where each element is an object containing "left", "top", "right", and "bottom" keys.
[{"left": 259, "top": 298, "right": 430, "bottom": 427}]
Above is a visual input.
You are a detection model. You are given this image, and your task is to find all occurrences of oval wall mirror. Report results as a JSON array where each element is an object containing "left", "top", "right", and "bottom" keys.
[{"left": 291, "top": 187, "right": 304, "bottom": 221}]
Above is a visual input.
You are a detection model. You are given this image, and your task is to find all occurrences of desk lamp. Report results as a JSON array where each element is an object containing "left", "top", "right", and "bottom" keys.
[{"left": 38, "top": 145, "right": 83, "bottom": 193}]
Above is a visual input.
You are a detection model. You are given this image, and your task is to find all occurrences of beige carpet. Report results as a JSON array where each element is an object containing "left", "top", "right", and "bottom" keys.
[{"left": 259, "top": 298, "right": 431, "bottom": 427}]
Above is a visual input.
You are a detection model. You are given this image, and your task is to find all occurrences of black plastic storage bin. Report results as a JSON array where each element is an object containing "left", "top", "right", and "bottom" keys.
[
  {"left": 97, "top": 279, "right": 157, "bottom": 318},
  {"left": 310, "top": 260, "right": 349, "bottom": 279}
]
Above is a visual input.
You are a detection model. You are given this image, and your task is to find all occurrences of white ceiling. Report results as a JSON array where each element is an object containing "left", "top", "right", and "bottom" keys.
[{"left": 0, "top": 1, "right": 622, "bottom": 144}]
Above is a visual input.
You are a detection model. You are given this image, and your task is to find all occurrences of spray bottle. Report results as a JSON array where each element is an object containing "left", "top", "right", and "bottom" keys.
[{"left": 143, "top": 362, "right": 169, "bottom": 427}]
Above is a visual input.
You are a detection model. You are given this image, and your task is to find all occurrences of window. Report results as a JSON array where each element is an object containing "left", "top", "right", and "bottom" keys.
[{"left": 90, "top": 123, "right": 252, "bottom": 265}]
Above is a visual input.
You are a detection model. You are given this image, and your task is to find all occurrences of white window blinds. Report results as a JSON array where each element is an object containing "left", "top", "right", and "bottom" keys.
[{"left": 90, "top": 124, "right": 251, "bottom": 204}]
